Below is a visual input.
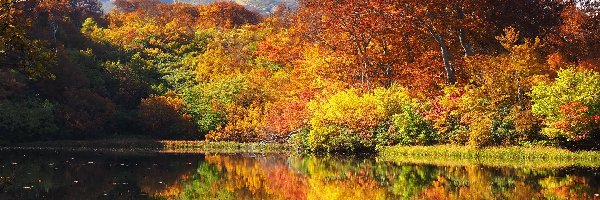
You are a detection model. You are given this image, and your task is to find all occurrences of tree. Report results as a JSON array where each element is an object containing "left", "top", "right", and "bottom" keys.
[
  {"left": 532, "top": 68, "right": 600, "bottom": 144},
  {"left": 548, "top": 1, "right": 600, "bottom": 69}
]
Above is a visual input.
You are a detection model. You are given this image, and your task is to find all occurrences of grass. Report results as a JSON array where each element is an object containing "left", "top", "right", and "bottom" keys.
[
  {"left": 3, "top": 139, "right": 292, "bottom": 154},
  {"left": 378, "top": 145, "right": 600, "bottom": 168},
  {"left": 160, "top": 140, "right": 292, "bottom": 153}
]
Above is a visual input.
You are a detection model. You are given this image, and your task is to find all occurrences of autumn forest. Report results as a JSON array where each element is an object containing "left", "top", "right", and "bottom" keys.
[{"left": 1, "top": 0, "right": 600, "bottom": 152}]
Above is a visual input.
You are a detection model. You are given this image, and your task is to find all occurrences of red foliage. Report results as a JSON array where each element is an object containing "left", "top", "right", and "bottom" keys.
[
  {"left": 265, "top": 99, "right": 309, "bottom": 136},
  {"left": 553, "top": 101, "right": 598, "bottom": 141}
]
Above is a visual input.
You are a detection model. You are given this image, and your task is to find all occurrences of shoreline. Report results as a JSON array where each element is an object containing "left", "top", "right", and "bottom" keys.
[
  {"left": 1, "top": 139, "right": 293, "bottom": 154},
  {"left": 2, "top": 139, "right": 600, "bottom": 167},
  {"left": 378, "top": 145, "right": 600, "bottom": 168}
]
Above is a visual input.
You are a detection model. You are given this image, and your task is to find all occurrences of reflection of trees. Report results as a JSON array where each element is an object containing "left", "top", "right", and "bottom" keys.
[
  {"left": 540, "top": 176, "right": 597, "bottom": 199},
  {"left": 289, "top": 156, "right": 438, "bottom": 199},
  {"left": 178, "top": 162, "right": 235, "bottom": 199},
  {"left": 174, "top": 154, "right": 307, "bottom": 200},
  {"left": 207, "top": 154, "right": 307, "bottom": 199},
  {"left": 287, "top": 156, "right": 599, "bottom": 200},
  {"left": 3, "top": 151, "right": 597, "bottom": 200},
  {"left": 415, "top": 166, "right": 600, "bottom": 200},
  {"left": 169, "top": 154, "right": 599, "bottom": 200}
]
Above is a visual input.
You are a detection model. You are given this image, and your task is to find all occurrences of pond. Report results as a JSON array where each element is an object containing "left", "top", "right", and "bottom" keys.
[{"left": 0, "top": 149, "right": 599, "bottom": 199}]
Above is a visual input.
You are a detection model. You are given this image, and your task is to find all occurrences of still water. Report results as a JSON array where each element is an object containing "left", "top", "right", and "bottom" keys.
[{"left": 0, "top": 149, "right": 599, "bottom": 200}]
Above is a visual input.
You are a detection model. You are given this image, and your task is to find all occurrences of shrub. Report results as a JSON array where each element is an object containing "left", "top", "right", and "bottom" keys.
[
  {"left": 0, "top": 99, "right": 59, "bottom": 142},
  {"left": 531, "top": 68, "right": 600, "bottom": 142},
  {"left": 138, "top": 95, "right": 197, "bottom": 139},
  {"left": 60, "top": 89, "right": 116, "bottom": 138},
  {"left": 304, "top": 85, "right": 435, "bottom": 152},
  {"left": 306, "top": 88, "right": 384, "bottom": 152},
  {"left": 424, "top": 86, "right": 471, "bottom": 145},
  {"left": 183, "top": 74, "right": 270, "bottom": 141},
  {"left": 307, "top": 125, "right": 368, "bottom": 152},
  {"left": 207, "top": 103, "right": 266, "bottom": 142},
  {"left": 379, "top": 106, "right": 437, "bottom": 146},
  {"left": 289, "top": 128, "right": 310, "bottom": 152},
  {"left": 265, "top": 99, "right": 310, "bottom": 138}
]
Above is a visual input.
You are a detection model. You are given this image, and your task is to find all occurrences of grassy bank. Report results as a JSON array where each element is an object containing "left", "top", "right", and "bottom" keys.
[
  {"left": 160, "top": 141, "right": 292, "bottom": 153},
  {"left": 4, "top": 140, "right": 600, "bottom": 168},
  {"left": 378, "top": 145, "right": 600, "bottom": 168},
  {"left": 3, "top": 139, "right": 292, "bottom": 154}
]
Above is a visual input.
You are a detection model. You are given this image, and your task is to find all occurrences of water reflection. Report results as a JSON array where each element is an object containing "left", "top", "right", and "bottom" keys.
[{"left": 0, "top": 150, "right": 598, "bottom": 199}]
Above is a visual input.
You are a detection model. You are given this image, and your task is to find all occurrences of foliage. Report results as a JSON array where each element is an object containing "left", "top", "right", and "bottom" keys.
[
  {"left": 531, "top": 68, "right": 600, "bottom": 143},
  {"left": 183, "top": 77, "right": 240, "bottom": 135},
  {"left": 138, "top": 95, "right": 197, "bottom": 139},
  {"left": 0, "top": 99, "right": 58, "bottom": 142},
  {"left": 422, "top": 28, "right": 552, "bottom": 147},
  {"left": 1, "top": 0, "right": 599, "bottom": 152},
  {"left": 60, "top": 89, "right": 117, "bottom": 138},
  {"left": 304, "top": 85, "right": 434, "bottom": 152},
  {"left": 383, "top": 107, "right": 437, "bottom": 146},
  {"left": 183, "top": 74, "right": 270, "bottom": 141}
]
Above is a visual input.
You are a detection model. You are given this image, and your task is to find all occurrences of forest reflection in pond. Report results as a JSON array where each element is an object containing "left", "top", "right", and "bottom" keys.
[{"left": 0, "top": 149, "right": 599, "bottom": 200}]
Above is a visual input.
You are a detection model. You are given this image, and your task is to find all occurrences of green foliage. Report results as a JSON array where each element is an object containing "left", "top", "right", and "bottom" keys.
[
  {"left": 183, "top": 75, "right": 248, "bottom": 134},
  {"left": 3, "top": 0, "right": 600, "bottom": 151},
  {"left": 289, "top": 128, "right": 311, "bottom": 152},
  {"left": 0, "top": 99, "right": 58, "bottom": 142},
  {"left": 381, "top": 106, "right": 437, "bottom": 146},
  {"left": 531, "top": 68, "right": 600, "bottom": 142}
]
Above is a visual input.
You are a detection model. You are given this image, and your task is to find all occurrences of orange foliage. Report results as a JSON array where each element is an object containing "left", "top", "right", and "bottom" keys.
[
  {"left": 138, "top": 95, "right": 196, "bottom": 139},
  {"left": 552, "top": 101, "right": 598, "bottom": 141},
  {"left": 204, "top": 155, "right": 308, "bottom": 199},
  {"left": 199, "top": 2, "right": 261, "bottom": 28},
  {"left": 265, "top": 98, "right": 309, "bottom": 136}
]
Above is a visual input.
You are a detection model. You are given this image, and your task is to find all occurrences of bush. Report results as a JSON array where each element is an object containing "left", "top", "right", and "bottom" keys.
[
  {"left": 60, "top": 89, "right": 116, "bottom": 138},
  {"left": 0, "top": 99, "right": 59, "bottom": 142},
  {"left": 207, "top": 103, "right": 266, "bottom": 142},
  {"left": 424, "top": 86, "right": 471, "bottom": 145},
  {"left": 306, "top": 88, "right": 384, "bottom": 152},
  {"left": 138, "top": 95, "right": 197, "bottom": 139},
  {"left": 183, "top": 75, "right": 247, "bottom": 134},
  {"left": 183, "top": 74, "right": 269, "bottom": 141},
  {"left": 531, "top": 68, "right": 600, "bottom": 142},
  {"left": 289, "top": 128, "right": 310, "bottom": 152},
  {"left": 304, "top": 85, "right": 435, "bottom": 152},
  {"left": 379, "top": 106, "right": 437, "bottom": 146}
]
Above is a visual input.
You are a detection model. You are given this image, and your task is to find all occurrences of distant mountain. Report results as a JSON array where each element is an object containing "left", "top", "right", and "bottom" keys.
[{"left": 100, "top": 0, "right": 297, "bottom": 14}]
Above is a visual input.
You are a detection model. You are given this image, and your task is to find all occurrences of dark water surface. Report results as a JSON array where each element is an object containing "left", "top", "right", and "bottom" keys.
[{"left": 0, "top": 149, "right": 599, "bottom": 200}]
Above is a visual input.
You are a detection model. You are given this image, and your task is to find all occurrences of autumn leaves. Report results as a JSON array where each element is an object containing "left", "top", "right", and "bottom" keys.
[{"left": 0, "top": 0, "right": 598, "bottom": 150}]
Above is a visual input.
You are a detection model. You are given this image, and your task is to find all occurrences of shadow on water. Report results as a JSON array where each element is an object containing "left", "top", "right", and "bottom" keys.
[{"left": 0, "top": 149, "right": 599, "bottom": 200}]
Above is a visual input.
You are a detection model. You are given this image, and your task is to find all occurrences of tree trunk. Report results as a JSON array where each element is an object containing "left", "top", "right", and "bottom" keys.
[
  {"left": 458, "top": 27, "right": 474, "bottom": 57},
  {"left": 427, "top": 24, "right": 456, "bottom": 85},
  {"left": 455, "top": 7, "right": 474, "bottom": 57},
  {"left": 439, "top": 40, "right": 456, "bottom": 84},
  {"left": 432, "top": 32, "right": 456, "bottom": 85},
  {"left": 382, "top": 41, "right": 393, "bottom": 87}
]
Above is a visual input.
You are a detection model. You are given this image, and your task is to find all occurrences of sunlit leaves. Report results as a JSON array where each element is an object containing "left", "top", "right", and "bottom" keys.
[{"left": 531, "top": 68, "right": 600, "bottom": 141}]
